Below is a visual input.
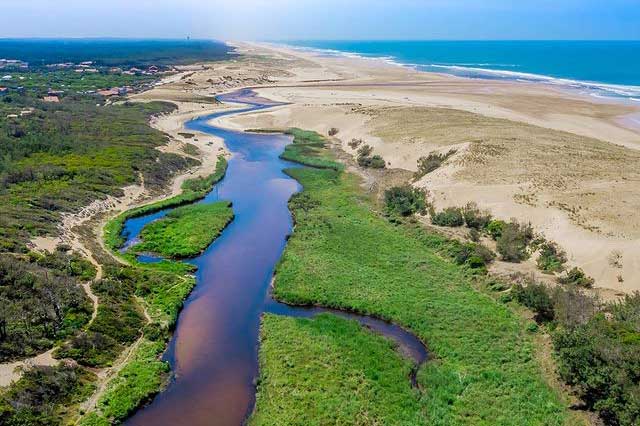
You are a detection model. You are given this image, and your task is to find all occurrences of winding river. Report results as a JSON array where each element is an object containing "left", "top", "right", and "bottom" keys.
[{"left": 124, "top": 89, "right": 427, "bottom": 426}]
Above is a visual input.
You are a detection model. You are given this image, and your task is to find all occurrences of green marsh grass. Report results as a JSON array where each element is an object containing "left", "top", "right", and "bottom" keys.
[
  {"left": 252, "top": 130, "right": 575, "bottom": 426},
  {"left": 104, "top": 156, "right": 228, "bottom": 251},
  {"left": 251, "top": 314, "right": 424, "bottom": 425},
  {"left": 132, "top": 201, "right": 233, "bottom": 258}
]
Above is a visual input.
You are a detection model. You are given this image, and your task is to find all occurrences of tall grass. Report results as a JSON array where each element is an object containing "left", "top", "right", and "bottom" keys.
[{"left": 252, "top": 130, "right": 576, "bottom": 425}]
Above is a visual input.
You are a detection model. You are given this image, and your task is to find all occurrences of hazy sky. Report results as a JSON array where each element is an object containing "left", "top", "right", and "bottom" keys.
[{"left": 2, "top": 0, "right": 639, "bottom": 40}]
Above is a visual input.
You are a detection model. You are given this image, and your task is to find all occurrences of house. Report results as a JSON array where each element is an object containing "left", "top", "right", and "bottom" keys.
[
  {"left": 109, "top": 67, "right": 123, "bottom": 74},
  {"left": 80, "top": 61, "right": 93, "bottom": 66},
  {"left": 20, "top": 108, "right": 34, "bottom": 116},
  {"left": 85, "top": 68, "right": 99, "bottom": 73},
  {"left": 75, "top": 69, "right": 84, "bottom": 73},
  {"left": 48, "top": 89, "right": 64, "bottom": 96},
  {"left": 1, "top": 75, "right": 12, "bottom": 81},
  {"left": 6, "top": 114, "right": 18, "bottom": 119},
  {"left": 43, "top": 96, "right": 60, "bottom": 103},
  {"left": 147, "top": 65, "right": 159, "bottom": 74},
  {"left": 0, "top": 87, "right": 8, "bottom": 95}
]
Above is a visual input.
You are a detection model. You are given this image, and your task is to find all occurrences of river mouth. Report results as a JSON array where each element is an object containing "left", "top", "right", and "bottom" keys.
[{"left": 124, "top": 89, "right": 427, "bottom": 426}]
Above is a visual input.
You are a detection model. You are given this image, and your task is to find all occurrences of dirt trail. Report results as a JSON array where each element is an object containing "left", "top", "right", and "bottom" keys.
[{"left": 77, "top": 303, "right": 152, "bottom": 419}]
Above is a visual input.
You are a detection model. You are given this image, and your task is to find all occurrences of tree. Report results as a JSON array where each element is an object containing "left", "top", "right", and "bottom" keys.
[{"left": 384, "top": 185, "right": 428, "bottom": 217}]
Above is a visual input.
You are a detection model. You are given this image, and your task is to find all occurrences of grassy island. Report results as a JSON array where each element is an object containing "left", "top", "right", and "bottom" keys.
[{"left": 132, "top": 201, "right": 234, "bottom": 258}]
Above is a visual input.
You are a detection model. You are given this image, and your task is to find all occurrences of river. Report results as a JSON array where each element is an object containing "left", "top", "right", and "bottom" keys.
[{"left": 124, "top": 89, "right": 426, "bottom": 426}]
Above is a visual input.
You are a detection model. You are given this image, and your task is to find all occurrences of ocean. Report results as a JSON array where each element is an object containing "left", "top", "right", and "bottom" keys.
[{"left": 281, "top": 41, "right": 640, "bottom": 102}]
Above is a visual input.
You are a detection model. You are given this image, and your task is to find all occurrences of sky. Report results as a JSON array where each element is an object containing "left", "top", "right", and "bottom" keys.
[{"left": 2, "top": 0, "right": 639, "bottom": 41}]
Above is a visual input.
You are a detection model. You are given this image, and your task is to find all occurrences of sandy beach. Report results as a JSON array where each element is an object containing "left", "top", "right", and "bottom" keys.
[{"left": 189, "top": 41, "right": 640, "bottom": 295}]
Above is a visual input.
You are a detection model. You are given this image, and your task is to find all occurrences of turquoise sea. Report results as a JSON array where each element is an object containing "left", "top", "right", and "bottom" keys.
[{"left": 282, "top": 41, "right": 640, "bottom": 102}]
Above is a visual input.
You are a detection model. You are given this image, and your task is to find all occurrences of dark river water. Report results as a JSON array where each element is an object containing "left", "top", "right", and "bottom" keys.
[{"left": 124, "top": 89, "right": 427, "bottom": 426}]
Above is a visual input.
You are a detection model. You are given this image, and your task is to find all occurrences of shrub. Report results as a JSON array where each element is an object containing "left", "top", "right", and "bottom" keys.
[
  {"left": 551, "top": 285, "right": 597, "bottom": 328},
  {"left": 469, "top": 228, "right": 481, "bottom": 242},
  {"left": 384, "top": 185, "right": 427, "bottom": 217},
  {"left": 55, "top": 331, "right": 120, "bottom": 367},
  {"left": 552, "top": 294, "right": 640, "bottom": 426},
  {"left": 328, "top": 127, "right": 339, "bottom": 136},
  {"left": 289, "top": 193, "right": 320, "bottom": 212},
  {"left": 413, "top": 149, "right": 457, "bottom": 180},
  {"left": 513, "top": 282, "right": 555, "bottom": 322},
  {"left": 357, "top": 145, "right": 373, "bottom": 158},
  {"left": 558, "top": 267, "right": 595, "bottom": 288},
  {"left": 537, "top": 242, "right": 567, "bottom": 273},
  {"left": 0, "top": 364, "right": 95, "bottom": 425},
  {"left": 430, "top": 207, "right": 465, "bottom": 227},
  {"left": 356, "top": 145, "right": 386, "bottom": 169},
  {"left": 450, "top": 242, "right": 495, "bottom": 269},
  {"left": 357, "top": 154, "right": 386, "bottom": 169},
  {"left": 487, "top": 220, "right": 507, "bottom": 240},
  {"left": 348, "top": 138, "right": 363, "bottom": 149},
  {"left": 462, "top": 202, "right": 492, "bottom": 230},
  {"left": 496, "top": 221, "right": 534, "bottom": 262}
]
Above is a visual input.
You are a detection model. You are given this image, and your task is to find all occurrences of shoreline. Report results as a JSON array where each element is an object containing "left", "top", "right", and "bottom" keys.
[
  {"left": 244, "top": 41, "right": 640, "bottom": 146},
  {"left": 271, "top": 41, "right": 640, "bottom": 112}
]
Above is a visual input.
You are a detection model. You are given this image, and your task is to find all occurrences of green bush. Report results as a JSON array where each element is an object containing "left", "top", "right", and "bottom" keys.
[
  {"left": 553, "top": 294, "right": 640, "bottom": 426},
  {"left": 558, "top": 267, "right": 595, "bottom": 288},
  {"left": 413, "top": 149, "right": 457, "bottom": 180},
  {"left": 462, "top": 202, "right": 493, "bottom": 229},
  {"left": 537, "top": 242, "right": 568, "bottom": 273},
  {"left": 496, "top": 221, "right": 534, "bottom": 262},
  {"left": 513, "top": 282, "right": 555, "bottom": 322},
  {"left": 449, "top": 242, "right": 495, "bottom": 269},
  {"left": 55, "top": 331, "right": 120, "bottom": 367},
  {"left": 487, "top": 219, "right": 507, "bottom": 240},
  {"left": 357, "top": 154, "right": 386, "bottom": 169},
  {"left": 430, "top": 207, "right": 465, "bottom": 227},
  {"left": 384, "top": 185, "right": 427, "bottom": 217},
  {"left": 356, "top": 145, "right": 386, "bottom": 169},
  {"left": 0, "top": 364, "right": 95, "bottom": 426}
]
